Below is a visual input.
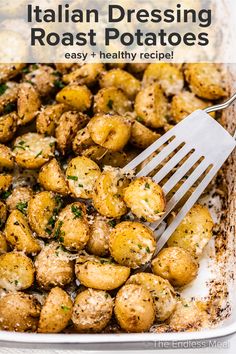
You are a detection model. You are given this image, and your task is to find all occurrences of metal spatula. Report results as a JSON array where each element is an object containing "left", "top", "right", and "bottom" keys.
[{"left": 124, "top": 93, "right": 236, "bottom": 253}]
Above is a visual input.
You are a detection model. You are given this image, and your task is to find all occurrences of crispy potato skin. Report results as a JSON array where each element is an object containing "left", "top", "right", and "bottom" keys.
[
  {"left": 0, "top": 292, "right": 40, "bottom": 332},
  {"left": 38, "top": 287, "right": 73, "bottom": 333},
  {"left": 130, "top": 121, "right": 159, "bottom": 149},
  {"left": 4, "top": 209, "right": 41, "bottom": 254},
  {"left": 184, "top": 64, "right": 227, "bottom": 100},
  {"left": 66, "top": 156, "right": 101, "bottom": 199},
  {"left": 86, "top": 215, "right": 111, "bottom": 257},
  {"left": 167, "top": 204, "right": 214, "bottom": 257},
  {"left": 114, "top": 284, "right": 155, "bottom": 332},
  {"left": 72, "top": 288, "right": 113, "bottom": 332},
  {"left": 17, "top": 83, "right": 41, "bottom": 125},
  {"left": 36, "top": 103, "right": 68, "bottom": 136},
  {"left": 75, "top": 258, "right": 130, "bottom": 290},
  {"left": 5, "top": 186, "right": 33, "bottom": 212},
  {"left": 72, "top": 127, "right": 95, "bottom": 155},
  {"left": 63, "top": 63, "right": 105, "bottom": 86},
  {"left": 38, "top": 158, "right": 68, "bottom": 195},
  {"left": 94, "top": 87, "right": 132, "bottom": 115},
  {"left": 0, "top": 112, "right": 17, "bottom": 143},
  {"left": 124, "top": 177, "right": 165, "bottom": 222},
  {"left": 0, "top": 201, "right": 7, "bottom": 227},
  {"left": 0, "top": 231, "right": 7, "bottom": 254},
  {"left": 56, "top": 84, "right": 92, "bottom": 111},
  {"left": 35, "top": 243, "right": 74, "bottom": 290},
  {"left": 0, "top": 144, "right": 14, "bottom": 170},
  {"left": 54, "top": 202, "right": 90, "bottom": 251},
  {"left": 109, "top": 221, "right": 156, "bottom": 268},
  {"left": 152, "top": 247, "right": 198, "bottom": 287},
  {"left": 88, "top": 115, "right": 131, "bottom": 152},
  {"left": 0, "top": 251, "right": 35, "bottom": 291},
  {"left": 99, "top": 69, "right": 141, "bottom": 100}
]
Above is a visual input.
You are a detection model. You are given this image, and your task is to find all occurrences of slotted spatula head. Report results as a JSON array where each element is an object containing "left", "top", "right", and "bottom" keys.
[{"left": 124, "top": 109, "right": 236, "bottom": 253}]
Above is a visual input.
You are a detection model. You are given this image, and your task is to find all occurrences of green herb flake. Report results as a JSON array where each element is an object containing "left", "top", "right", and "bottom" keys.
[
  {"left": 108, "top": 220, "right": 116, "bottom": 228},
  {"left": 107, "top": 99, "right": 113, "bottom": 109},
  {"left": 61, "top": 305, "right": 70, "bottom": 311},
  {"left": 145, "top": 183, "right": 150, "bottom": 189},
  {"left": 16, "top": 201, "right": 28, "bottom": 215},
  {"left": 54, "top": 221, "right": 63, "bottom": 239},
  {"left": 35, "top": 150, "right": 42, "bottom": 158},
  {"left": 31, "top": 64, "right": 39, "bottom": 70},
  {"left": 54, "top": 80, "right": 65, "bottom": 89},
  {"left": 1, "top": 190, "right": 11, "bottom": 200},
  {"left": 78, "top": 184, "right": 83, "bottom": 187},
  {"left": 136, "top": 116, "right": 144, "bottom": 123},
  {"left": 4, "top": 102, "right": 16, "bottom": 114},
  {"left": 14, "top": 280, "right": 19, "bottom": 286},
  {"left": 146, "top": 246, "right": 150, "bottom": 253},
  {"left": 67, "top": 175, "right": 78, "bottom": 181},
  {"left": 22, "top": 67, "right": 30, "bottom": 73},
  {"left": 138, "top": 244, "right": 142, "bottom": 249},
  {"left": 71, "top": 205, "right": 82, "bottom": 219},
  {"left": 0, "top": 84, "right": 8, "bottom": 96}
]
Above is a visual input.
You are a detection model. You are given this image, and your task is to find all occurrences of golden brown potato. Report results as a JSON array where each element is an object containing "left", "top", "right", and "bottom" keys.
[
  {"left": 124, "top": 177, "right": 165, "bottom": 222},
  {"left": 0, "top": 251, "right": 35, "bottom": 291},
  {"left": 0, "top": 231, "right": 7, "bottom": 254},
  {"left": 63, "top": 63, "right": 105, "bottom": 86},
  {"left": 55, "top": 111, "right": 89, "bottom": 154},
  {"left": 17, "top": 83, "right": 41, "bottom": 125},
  {"left": 38, "top": 287, "right": 73, "bottom": 333},
  {"left": 0, "top": 292, "right": 40, "bottom": 332},
  {"left": 66, "top": 156, "right": 101, "bottom": 199},
  {"left": 35, "top": 242, "right": 74, "bottom": 290},
  {"left": 92, "top": 168, "right": 128, "bottom": 218},
  {"left": 38, "top": 158, "right": 68, "bottom": 195},
  {"left": 114, "top": 284, "right": 155, "bottom": 332},
  {"left": 0, "top": 174, "right": 12, "bottom": 192},
  {"left": 88, "top": 114, "right": 131, "bottom": 151},
  {"left": 126, "top": 273, "right": 177, "bottom": 321},
  {"left": 94, "top": 87, "right": 132, "bottom": 115},
  {"left": 0, "top": 111, "right": 17, "bottom": 143},
  {"left": 0, "top": 81, "right": 18, "bottom": 115},
  {"left": 109, "top": 221, "right": 156, "bottom": 268},
  {"left": 36, "top": 103, "right": 68, "bottom": 136},
  {"left": 152, "top": 247, "right": 198, "bottom": 287},
  {"left": 54, "top": 202, "right": 89, "bottom": 251},
  {"left": 143, "top": 63, "right": 184, "bottom": 96},
  {"left": 72, "top": 127, "right": 95, "bottom": 155},
  {"left": 4, "top": 209, "right": 41, "bottom": 254},
  {"left": 55, "top": 63, "right": 74, "bottom": 74},
  {"left": 167, "top": 204, "right": 214, "bottom": 257},
  {"left": 24, "top": 65, "right": 57, "bottom": 96},
  {"left": 86, "top": 215, "right": 111, "bottom": 256},
  {"left": 184, "top": 64, "right": 227, "bottom": 100},
  {"left": 0, "top": 144, "right": 14, "bottom": 170},
  {"left": 134, "top": 84, "right": 168, "bottom": 128},
  {"left": 0, "top": 201, "right": 7, "bottom": 227},
  {"left": 28, "top": 191, "right": 60, "bottom": 239},
  {"left": 130, "top": 121, "right": 159, "bottom": 149},
  {"left": 5, "top": 186, "right": 32, "bottom": 212},
  {"left": 72, "top": 288, "right": 113, "bottom": 332},
  {"left": 0, "top": 64, "right": 25, "bottom": 83},
  {"left": 56, "top": 84, "right": 92, "bottom": 111},
  {"left": 75, "top": 256, "right": 130, "bottom": 290},
  {"left": 13, "top": 133, "right": 55, "bottom": 169},
  {"left": 171, "top": 91, "right": 215, "bottom": 122},
  {"left": 99, "top": 69, "right": 141, "bottom": 100},
  {"left": 128, "top": 63, "right": 149, "bottom": 74}
]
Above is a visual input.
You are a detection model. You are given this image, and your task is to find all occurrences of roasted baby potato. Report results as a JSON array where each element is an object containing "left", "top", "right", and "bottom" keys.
[
  {"left": 0, "top": 173, "right": 12, "bottom": 192},
  {"left": 109, "top": 221, "right": 156, "bottom": 268},
  {"left": 56, "top": 84, "right": 92, "bottom": 111},
  {"left": 94, "top": 87, "right": 132, "bottom": 115},
  {"left": 13, "top": 133, "right": 55, "bottom": 169},
  {"left": 24, "top": 64, "right": 57, "bottom": 96},
  {"left": 0, "top": 64, "right": 25, "bottom": 83},
  {"left": 171, "top": 91, "right": 215, "bottom": 122},
  {"left": 92, "top": 169, "right": 128, "bottom": 218},
  {"left": 99, "top": 69, "right": 141, "bottom": 100},
  {"left": 152, "top": 247, "right": 198, "bottom": 287},
  {"left": 38, "top": 158, "right": 68, "bottom": 195},
  {"left": 143, "top": 63, "right": 184, "bottom": 96},
  {"left": 126, "top": 273, "right": 177, "bottom": 322},
  {"left": 0, "top": 144, "right": 14, "bottom": 170},
  {"left": 134, "top": 84, "right": 168, "bottom": 128},
  {"left": 0, "top": 81, "right": 18, "bottom": 114},
  {"left": 167, "top": 204, "right": 214, "bottom": 257},
  {"left": 0, "top": 292, "right": 40, "bottom": 332},
  {"left": 114, "top": 284, "right": 155, "bottom": 332},
  {"left": 5, "top": 186, "right": 33, "bottom": 212},
  {"left": 0, "top": 201, "right": 7, "bottom": 227},
  {"left": 86, "top": 215, "right": 111, "bottom": 257},
  {"left": 75, "top": 256, "right": 130, "bottom": 290},
  {"left": 66, "top": 156, "right": 101, "bottom": 199},
  {"left": 36, "top": 103, "right": 68, "bottom": 136},
  {"left": 53, "top": 202, "right": 89, "bottom": 251},
  {"left": 184, "top": 64, "right": 227, "bottom": 100},
  {"left": 63, "top": 63, "right": 104, "bottom": 86},
  {"left": 124, "top": 177, "right": 165, "bottom": 222},
  {"left": 38, "top": 287, "right": 73, "bottom": 333},
  {"left": 28, "top": 191, "right": 60, "bottom": 239},
  {"left": 88, "top": 114, "right": 131, "bottom": 151},
  {"left": 0, "top": 251, "right": 35, "bottom": 291},
  {"left": 17, "top": 83, "right": 41, "bottom": 125},
  {"left": 130, "top": 121, "right": 159, "bottom": 149},
  {"left": 128, "top": 63, "right": 149, "bottom": 74},
  {"left": 0, "top": 111, "right": 17, "bottom": 143},
  {"left": 55, "top": 111, "right": 89, "bottom": 154},
  {"left": 4, "top": 209, "right": 41, "bottom": 254},
  {"left": 72, "top": 127, "right": 95, "bottom": 155},
  {"left": 72, "top": 288, "right": 113, "bottom": 332},
  {"left": 35, "top": 243, "right": 74, "bottom": 289},
  {"left": 0, "top": 231, "right": 7, "bottom": 254}
]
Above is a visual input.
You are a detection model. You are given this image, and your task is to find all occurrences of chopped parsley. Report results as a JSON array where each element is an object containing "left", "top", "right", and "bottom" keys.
[
  {"left": 4, "top": 102, "right": 16, "bottom": 114},
  {"left": 71, "top": 205, "right": 82, "bottom": 219},
  {"left": 146, "top": 246, "right": 150, "bottom": 253},
  {"left": 136, "top": 116, "right": 144, "bottom": 123},
  {"left": 0, "top": 190, "right": 11, "bottom": 199},
  {"left": 67, "top": 175, "right": 78, "bottom": 181},
  {"left": 107, "top": 99, "right": 113, "bottom": 109},
  {"left": 0, "top": 84, "right": 8, "bottom": 96},
  {"left": 78, "top": 184, "right": 83, "bottom": 187},
  {"left": 54, "top": 80, "right": 65, "bottom": 89},
  {"left": 31, "top": 64, "right": 39, "bottom": 70},
  {"left": 145, "top": 183, "right": 150, "bottom": 189},
  {"left": 54, "top": 221, "right": 63, "bottom": 239},
  {"left": 61, "top": 305, "right": 70, "bottom": 311},
  {"left": 108, "top": 220, "right": 116, "bottom": 228},
  {"left": 35, "top": 150, "right": 42, "bottom": 158},
  {"left": 14, "top": 280, "right": 19, "bottom": 286},
  {"left": 22, "top": 66, "right": 30, "bottom": 74},
  {"left": 16, "top": 201, "right": 28, "bottom": 215}
]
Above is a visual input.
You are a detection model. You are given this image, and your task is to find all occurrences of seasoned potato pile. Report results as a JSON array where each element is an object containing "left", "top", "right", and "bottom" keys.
[{"left": 0, "top": 62, "right": 223, "bottom": 334}]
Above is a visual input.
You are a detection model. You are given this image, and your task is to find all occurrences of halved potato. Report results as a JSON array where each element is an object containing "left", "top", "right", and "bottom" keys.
[
  {"left": 38, "top": 158, "right": 68, "bottom": 195},
  {"left": 56, "top": 84, "right": 92, "bottom": 111},
  {"left": 17, "top": 83, "right": 41, "bottom": 125}
]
